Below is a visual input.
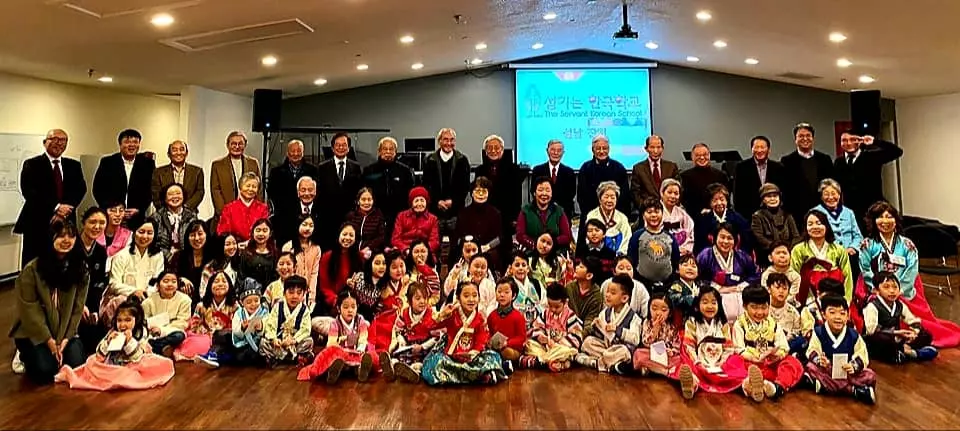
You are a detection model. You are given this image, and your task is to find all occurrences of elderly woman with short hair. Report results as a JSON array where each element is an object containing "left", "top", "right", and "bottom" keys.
[
  {"left": 583, "top": 181, "right": 632, "bottom": 255},
  {"left": 811, "top": 178, "right": 863, "bottom": 256},
  {"left": 216, "top": 172, "right": 270, "bottom": 243}
]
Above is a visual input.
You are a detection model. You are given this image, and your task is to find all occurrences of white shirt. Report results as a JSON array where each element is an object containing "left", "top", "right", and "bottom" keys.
[
  {"left": 301, "top": 202, "right": 313, "bottom": 214},
  {"left": 46, "top": 153, "right": 63, "bottom": 180},
  {"left": 172, "top": 164, "right": 185, "bottom": 185},
  {"left": 649, "top": 158, "right": 660, "bottom": 175},
  {"left": 109, "top": 247, "right": 165, "bottom": 297},
  {"left": 797, "top": 149, "right": 815, "bottom": 159},
  {"left": 548, "top": 162, "right": 560, "bottom": 177},
  {"left": 439, "top": 150, "right": 454, "bottom": 162},
  {"left": 122, "top": 157, "right": 135, "bottom": 186},
  {"left": 334, "top": 156, "right": 348, "bottom": 180},
  {"left": 231, "top": 157, "right": 244, "bottom": 188},
  {"left": 845, "top": 149, "right": 861, "bottom": 164}
]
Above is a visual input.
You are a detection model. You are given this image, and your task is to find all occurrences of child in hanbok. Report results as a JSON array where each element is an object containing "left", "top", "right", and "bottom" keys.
[
  {"left": 633, "top": 292, "right": 682, "bottom": 378},
  {"left": 444, "top": 236, "right": 482, "bottom": 299},
  {"left": 765, "top": 272, "right": 805, "bottom": 356},
  {"left": 862, "top": 272, "right": 938, "bottom": 363},
  {"left": 347, "top": 250, "right": 387, "bottom": 321},
  {"left": 298, "top": 291, "right": 378, "bottom": 383},
  {"left": 575, "top": 274, "right": 642, "bottom": 375},
  {"left": 421, "top": 281, "right": 508, "bottom": 386},
  {"left": 520, "top": 282, "right": 583, "bottom": 372},
  {"left": 600, "top": 257, "right": 650, "bottom": 319},
  {"left": 195, "top": 280, "right": 269, "bottom": 368},
  {"left": 669, "top": 255, "right": 701, "bottom": 319},
  {"left": 173, "top": 271, "right": 237, "bottom": 361},
  {"left": 528, "top": 233, "right": 573, "bottom": 288},
  {"left": 408, "top": 239, "right": 442, "bottom": 306},
  {"left": 382, "top": 283, "right": 439, "bottom": 383},
  {"left": 56, "top": 299, "right": 175, "bottom": 391},
  {"left": 659, "top": 179, "right": 694, "bottom": 255},
  {"left": 676, "top": 287, "right": 749, "bottom": 399},
  {"left": 696, "top": 222, "right": 759, "bottom": 322},
  {"left": 805, "top": 295, "right": 877, "bottom": 405},
  {"left": 260, "top": 275, "right": 315, "bottom": 367},
  {"left": 507, "top": 251, "right": 545, "bottom": 330},
  {"left": 800, "top": 278, "right": 847, "bottom": 337},
  {"left": 732, "top": 285, "right": 804, "bottom": 402},
  {"left": 369, "top": 250, "right": 410, "bottom": 352},
  {"left": 264, "top": 251, "right": 296, "bottom": 307}
]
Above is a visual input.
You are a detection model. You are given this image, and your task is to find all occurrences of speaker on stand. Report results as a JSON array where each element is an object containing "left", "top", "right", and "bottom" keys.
[
  {"left": 850, "top": 89, "right": 881, "bottom": 137},
  {"left": 252, "top": 89, "right": 283, "bottom": 202}
]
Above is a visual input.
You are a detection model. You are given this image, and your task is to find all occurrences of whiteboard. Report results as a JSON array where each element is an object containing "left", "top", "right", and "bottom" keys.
[{"left": 0, "top": 133, "right": 46, "bottom": 226}]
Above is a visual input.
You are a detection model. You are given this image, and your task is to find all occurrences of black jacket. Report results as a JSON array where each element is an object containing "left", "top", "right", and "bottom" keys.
[
  {"left": 474, "top": 156, "right": 524, "bottom": 231},
  {"left": 315, "top": 157, "right": 362, "bottom": 249},
  {"left": 577, "top": 158, "right": 631, "bottom": 217},
  {"left": 92, "top": 152, "right": 156, "bottom": 226},
  {"left": 15, "top": 154, "right": 87, "bottom": 234},
  {"left": 833, "top": 140, "right": 903, "bottom": 218},
  {"left": 780, "top": 150, "right": 834, "bottom": 223},
  {"left": 362, "top": 158, "right": 416, "bottom": 223},
  {"left": 268, "top": 159, "right": 320, "bottom": 245},
  {"left": 733, "top": 158, "right": 786, "bottom": 216},
  {"left": 421, "top": 150, "right": 471, "bottom": 219}
]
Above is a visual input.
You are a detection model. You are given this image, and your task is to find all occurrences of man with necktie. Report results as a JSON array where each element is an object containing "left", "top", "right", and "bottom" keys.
[
  {"left": 833, "top": 129, "right": 903, "bottom": 225},
  {"left": 734, "top": 135, "right": 785, "bottom": 216},
  {"left": 530, "top": 139, "right": 576, "bottom": 221},
  {"left": 630, "top": 135, "right": 679, "bottom": 210},
  {"left": 316, "top": 132, "right": 361, "bottom": 249}
]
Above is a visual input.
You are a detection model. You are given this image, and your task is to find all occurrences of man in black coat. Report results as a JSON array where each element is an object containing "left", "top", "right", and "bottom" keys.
[
  {"left": 733, "top": 136, "right": 786, "bottom": 216},
  {"left": 422, "top": 128, "right": 471, "bottom": 236},
  {"left": 92, "top": 129, "right": 156, "bottom": 228},
  {"left": 530, "top": 139, "right": 576, "bottom": 220},
  {"left": 834, "top": 130, "right": 903, "bottom": 224},
  {"left": 679, "top": 142, "right": 730, "bottom": 215},
  {"left": 315, "top": 132, "right": 362, "bottom": 249},
  {"left": 475, "top": 135, "right": 524, "bottom": 242},
  {"left": 576, "top": 134, "right": 630, "bottom": 250},
  {"left": 14, "top": 129, "right": 87, "bottom": 268},
  {"left": 362, "top": 136, "right": 415, "bottom": 238},
  {"left": 780, "top": 122, "right": 835, "bottom": 226},
  {"left": 268, "top": 139, "right": 319, "bottom": 246}
]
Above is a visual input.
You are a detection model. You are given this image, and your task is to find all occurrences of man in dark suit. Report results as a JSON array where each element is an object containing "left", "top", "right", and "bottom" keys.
[
  {"left": 362, "top": 136, "right": 415, "bottom": 237},
  {"left": 780, "top": 122, "right": 835, "bottom": 225},
  {"left": 14, "top": 129, "right": 87, "bottom": 268},
  {"left": 151, "top": 140, "right": 204, "bottom": 212},
  {"left": 577, "top": 134, "right": 630, "bottom": 250},
  {"left": 92, "top": 129, "right": 156, "bottom": 228},
  {"left": 268, "top": 139, "right": 319, "bottom": 246},
  {"left": 530, "top": 139, "right": 576, "bottom": 220},
  {"left": 834, "top": 130, "right": 903, "bottom": 224},
  {"left": 422, "top": 128, "right": 472, "bottom": 236},
  {"left": 475, "top": 135, "right": 524, "bottom": 242},
  {"left": 734, "top": 135, "right": 786, "bottom": 216},
  {"left": 273, "top": 176, "right": 323, "bottom": 247},
  {"left": 631, "top": 135, "right": 679, "bottom": 209},
  {"left": 679, "top": 143, "right": 730, "bottom": 215},
  {"left": 316, "top": 132, "right": 362, "bottom": 249}
]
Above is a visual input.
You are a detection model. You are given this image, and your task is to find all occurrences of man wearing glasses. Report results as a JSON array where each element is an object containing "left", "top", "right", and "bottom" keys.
[
  {"left": 780, "top": 122, "right": 835, "bottom": 226},
  {"left": 14, "top": 129, "right": 87, "bottom": 267},
  {"left": 210, "top": 130, "right": 262, "bottom": 222}
]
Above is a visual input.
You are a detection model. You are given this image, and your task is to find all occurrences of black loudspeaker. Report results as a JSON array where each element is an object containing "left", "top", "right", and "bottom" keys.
[
  {"left": 252, "top": 89, "right": 282, "bottom": 132},
  {"left": 850, "top": 90, "right": 881, "bottom": 137}
]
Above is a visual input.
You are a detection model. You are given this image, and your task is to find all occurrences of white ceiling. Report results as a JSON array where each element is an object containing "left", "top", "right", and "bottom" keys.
[{"left": 1, "top": 0, "right": 958, "bottom": 99}]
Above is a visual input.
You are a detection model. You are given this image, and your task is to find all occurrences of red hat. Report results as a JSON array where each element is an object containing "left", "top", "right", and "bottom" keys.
[{"left": 408, "top": 186, "right": 430, "bottom": 206}]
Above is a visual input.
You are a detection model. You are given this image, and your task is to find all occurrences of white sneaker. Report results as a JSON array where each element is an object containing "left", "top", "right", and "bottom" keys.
[{"left": 12, "top": 350, "right": 25, "bottom": 375}]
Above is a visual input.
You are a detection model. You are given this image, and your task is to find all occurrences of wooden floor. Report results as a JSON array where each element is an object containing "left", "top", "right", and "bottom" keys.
[{"left": 2, "top": 279, "right": 960, "bottom": 429}]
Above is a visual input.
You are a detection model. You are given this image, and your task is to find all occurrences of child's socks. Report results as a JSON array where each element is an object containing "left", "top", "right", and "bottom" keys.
[
  {"left": 518, "top": 355, "right": 539, "bottom": 369},
  {"left": 502, "top": 359, "right": 515, "bottom": 375},
  {"left": 763, "top": 380, "right": 785, "bottom": 400},
  {"left": 916, "top": 346, "right": 939, "bottom": 361},
  {"left": 574, "top": 353, "right": 598, "bottom": 370}
]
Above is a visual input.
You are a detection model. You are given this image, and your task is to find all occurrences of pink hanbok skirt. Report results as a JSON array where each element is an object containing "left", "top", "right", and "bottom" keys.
[{"left": 55, "top": 354, "right": 174, "bottom": 391}]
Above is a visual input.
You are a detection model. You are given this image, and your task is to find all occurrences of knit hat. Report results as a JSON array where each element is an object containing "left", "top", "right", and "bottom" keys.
[
  {"left": 237, "top": 277, "right": 262, "bottom": 301},
  {"left": 758, "top": 183, "right": 780, "bottom": 197},
  {"left": 408, "top": 186, "right": 430, "bottom": 206}
]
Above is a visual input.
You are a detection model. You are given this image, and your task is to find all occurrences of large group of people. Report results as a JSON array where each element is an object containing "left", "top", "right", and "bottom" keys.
[{"left": 8, "top": 123, "right": 960, "bottom": 405}]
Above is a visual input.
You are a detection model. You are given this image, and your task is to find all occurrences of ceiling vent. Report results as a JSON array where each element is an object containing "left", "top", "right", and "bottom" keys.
[
  {"left": 776, "top": 72, "right": 823, "bottom": 81},
  {"left": 54, "top": 0, "right": 202, "bottom": 19},
  {"left": 159, "top": 19, "right": 314, "bottom": 52}
]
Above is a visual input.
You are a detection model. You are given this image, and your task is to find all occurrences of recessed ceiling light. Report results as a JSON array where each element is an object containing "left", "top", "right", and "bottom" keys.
[
  {"left": 399, "top": 35, "right": 415, "bottom": 44},
  {"left": 475, "top": 42, "right": 487, "bottom": 50},
  {"left": 543, "top": 12, "right": 557, "bottom": 20},
  {"left": 713, "top": 40, "right": 727, "bottom": 48},
  {"left": 261, "top": 55, "right": 278, "bottom": 66},
  {"left": 858, "top": 75, "right": 876, "bottom": 84},
  {"left": 532, "top": 42, "right": 544, "bottom": 50},
  {"left": 411, "top": 62, "right": 424, "bottom": 70},
  {"left": 696, "top": 11, "right": 712, "bottom": 21},
  {"left": 744, "top": 58, "right": 759, "bottom": 65},
  {"left": 313, "top": 78, "right": 327, "bottom": 86},
  {"left": 644, "top": 41, "right": 659, "bottom": 50},
  {"left": 150, "top": 13, "right": 174, "bottom": 27},
  {"left": 829, "top": 32, "right": 847, "bottom": 43},
  {"left": 837, "top": 58, "right": 853, "bottom": 68},
  {"left": 471, "top": 58, "right": 483, "bottom": 65},
  {"left": 686, "top": 56, "right": 700, "bottom": 62},
  {"left": 356, "top": 63, "right": 369, "bottom": 71},
  {"left": 97, "top": 76, "right": 113, "bottom": 83}
]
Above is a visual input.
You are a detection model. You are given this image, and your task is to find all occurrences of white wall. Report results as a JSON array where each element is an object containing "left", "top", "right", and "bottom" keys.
[
  {"left": 178, "top": 85, "right": 259, "bottom": 220},
  {"left": 0, "top": 72, "right": 180, "bottom": 276},
  {"left": 896, "top": 92, "right": 960, "bottom": 225}
]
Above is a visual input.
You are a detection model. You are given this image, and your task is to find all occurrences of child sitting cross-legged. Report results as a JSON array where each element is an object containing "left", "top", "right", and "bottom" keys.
[
  {"left": 519, "top": 282, "right": 583, "bottom": 372},
  {"left": 862, "top": 271, "right": 938, "bottom": 364},
  {"left": 260, "top": 275, "right": 315, "bottom": 367},
  {"left": 632, "top": 292, "right": 682, "bottom": 379},
  {"left": 381, "top": 282, "right": 440, "bottom": 384},
  {"left": 298, "top": 291, "right": 378, "bottom": 383},
  {"left": 141, "top": 271, "right": 191, "bottom": 358},
  {"left": 766, "top": 272, "right": 805, "bottom": 357},
  {"left": 676, "top": 287, "right": 749, "bottom": 400},
  {"left": 195, "top": 279, "right": 269, "bottom": 368},
  {"left": 575, "top": 274, "right": 642, "bottom": 375},
  {"left": 732, "top": 285, "right": 804, "bottom": 402},
  {"left": 600, "top": 257, "right": 650, "bottom": 319},
  {"left": 801, "top": 278, "right": 847, "bottom": 338},
  {"left": 486, "top": 277, "right": 527, "bottom": 374},
  {"left": 805, "top": 294, "right": 878, "bottom": 405}
]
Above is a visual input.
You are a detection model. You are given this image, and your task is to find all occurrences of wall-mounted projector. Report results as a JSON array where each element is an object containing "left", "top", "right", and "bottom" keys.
[{"left": 613, "top": 1, "right": 639, "bottom": 39}]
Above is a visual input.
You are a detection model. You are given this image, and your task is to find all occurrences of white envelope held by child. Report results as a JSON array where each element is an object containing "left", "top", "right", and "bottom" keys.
[
  {"left": 106, "top": 334, "right": 127, "bottom": 352},
  {"left": 146, "top": 313, "right": 170, "bottom": 329},
  {"left": 650, "top": 341, "right": 669, "bottom": 367},
  {"left": 832, "top": 353, "right": 849, "bottom": 380}
]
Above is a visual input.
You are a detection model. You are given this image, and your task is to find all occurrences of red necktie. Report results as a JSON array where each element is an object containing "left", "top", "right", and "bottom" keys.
[
  {"left": 52, "top": 160, "right": 64, "bottom": 201},
  {"left": 652, "top": 161, "right": 662, "bottom": 190},
  {"left": 551, "top": 166, "right": 558, "bottom": 184}
]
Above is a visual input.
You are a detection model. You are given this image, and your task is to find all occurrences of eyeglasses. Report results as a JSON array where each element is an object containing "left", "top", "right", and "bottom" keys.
[{"left": 46, "top": 137, "right": 68, "bottom": 144}]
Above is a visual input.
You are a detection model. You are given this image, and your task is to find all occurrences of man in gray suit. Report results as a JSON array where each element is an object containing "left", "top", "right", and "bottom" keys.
[
  {"left": 630, "top": 135, "right": 679, "bottom": 209},
  {"left": 151, "top": 140, "right": 204, "bottom": 212}
]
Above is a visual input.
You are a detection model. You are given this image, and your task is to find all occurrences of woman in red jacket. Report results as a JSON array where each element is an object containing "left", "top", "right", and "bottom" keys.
[
  {"left": 317, "top": 223, "right": 363, "bottom": 316},
  {"left": 217, "top": 172, "right": 269, "bottom": 243},
  {"left": 391, "top": 186, "right": 440, "bottom": 254}
]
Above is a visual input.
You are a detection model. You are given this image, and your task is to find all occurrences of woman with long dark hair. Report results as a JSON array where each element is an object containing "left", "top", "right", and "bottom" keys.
[
  {"left": 75, "top": 207, "right": 109, "bottom": 356},
  {"left": 790, "top": 210, "right": 853, "bottom": 306},
  {"left": 238, "top": 218, "right": 279, "bottom": 289},
  {"left": 317, "top": 222, "right": 363, "bottom": 316},
  {"left": 11, "top": 220, "right": 89, "bottom": 385},
  {"left": 173, "top": 219, "right": 212, "bottom": 304}
]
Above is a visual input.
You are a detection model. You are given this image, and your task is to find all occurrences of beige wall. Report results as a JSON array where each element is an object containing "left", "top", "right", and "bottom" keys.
[
  {"left": 896, "top": 92, "right": 960, "bottom": 226},
  {"left": 0, "top": 72, "right": 180, "bottom": 277}
]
